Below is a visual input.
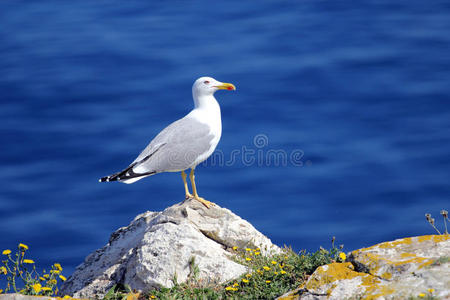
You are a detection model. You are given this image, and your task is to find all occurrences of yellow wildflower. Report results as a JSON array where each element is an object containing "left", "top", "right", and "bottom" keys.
[
  {"left": 54, "top": 263, "right": 63, "bottom": 271},
  {"left": 428, "top": 288, "right": 435, "bottom": 293},
  {"left": 246, "top": 273, "right": 252, "bottom": 278},
  {"left": 339, "top": 252, "right": 347, "bottom": 261},
  {"left": 19, "top": 243, "right": 29, "bottom": 250},
  {"left": 256, "top": 248, "right": 260, "bottom": 251},
  {"left": 150, "top": 296, "right": 156, "bottom": 299},
  {"left": 263, "top": 266, "right": 270, "bottom": 271},
  {"left": 225, "top": 286, "right": 234, "bottom": 291},
  {"left": 266, "top": 280, "right": 271, "bottom": 283},
  {"left": 39, "top": 277, "right": 45, "bottom": 281},
  {"left": 245, "top": 248, "right": 251, "bottom": 252},
  {"left": 242, "top": 278, "right": 249, "bottom": 283},
  {"left": 23, "top": 259, "right": 35, "bottom": 264},
  {"left": 32, "top": 283, "right": 42, "bottom": 293},
  {"left": 49, "top": 279, "right": 57, "bottom": 284},
  {"left": 274, "top": 271, "right": 278, "bottom": 275},
  {"left": 63, "top": 296, "right": 71, "bottom": 299},
  {"left": 271, "top": 260, "right": 277, "bottom": 265},
  {"left": 257, "top": 269, "right": 262, "bottom": 274},
  {"left": 42, "top": 287, "right": 52, "bottom": 291},
  {"left": 232, "top": 246, "right": 238, "bottom": 251},
  {"left": 59, "top": 275, "right": 67, "bottom": 281},
  {"left": 2, "top": 250, "right": 11, "bottom": 255},
  {"left": 43, "top": 274, "right": 49, "bottom": 278},
  {"left": 245, "top": 257, "right": 252, "bottom": 261},
  {"left": 233, "top": 282, "right": 238, "bottom": 287},
  {"left": 418, "top": 293, "right": 426, "bottom": 298},
  {"left": 281, "top": 270, "right": 287, "bottom": 274},
  {"left": 0, "top": 267, "right": 7, "bottom": 275},
  {"left": 51, "top": 270, "right": 61, "bottom": 274},
  {"left": 255, "top": 252, "right": 260, "bottom": 255},
  {"left": 0, "top": 289, "right": 2, "bottom": 294}
]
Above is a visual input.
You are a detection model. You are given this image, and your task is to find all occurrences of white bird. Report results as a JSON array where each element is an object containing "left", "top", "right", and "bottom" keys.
[{"left": 99, "top": 77, "right": 236, "bottom": 208}]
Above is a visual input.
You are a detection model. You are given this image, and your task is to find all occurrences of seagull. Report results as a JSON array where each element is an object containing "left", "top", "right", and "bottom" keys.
[{"left": 99, "top": 77, "right": 236, "bottom": 208}]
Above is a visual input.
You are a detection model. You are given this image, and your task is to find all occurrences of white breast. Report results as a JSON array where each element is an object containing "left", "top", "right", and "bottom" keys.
[{"left": 187, "top": 95, "right": 222, "bottom": 167}]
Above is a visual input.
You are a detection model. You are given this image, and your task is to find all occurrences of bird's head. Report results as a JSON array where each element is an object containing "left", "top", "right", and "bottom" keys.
[{"left": 192, "top": 77, "right": 236, "bottom": 98}]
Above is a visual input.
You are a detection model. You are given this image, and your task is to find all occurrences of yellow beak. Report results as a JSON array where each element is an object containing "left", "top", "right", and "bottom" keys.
[{"left": 215, "top": 82, "right": 236, "bottom": 91}]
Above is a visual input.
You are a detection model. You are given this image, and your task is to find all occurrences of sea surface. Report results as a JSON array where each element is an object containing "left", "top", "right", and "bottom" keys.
[{"left": 1, "top": 0, "right": 449, "bottom": 277}]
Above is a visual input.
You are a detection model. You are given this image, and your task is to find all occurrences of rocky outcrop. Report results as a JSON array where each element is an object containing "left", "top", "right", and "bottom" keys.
[
  {"left": 0, "top": 295, "right": 56, "bottom": 300},
  {"left": 0, "top": 296, "right": 88, "bottom": 300},
  {"left": 61, "top": 198, "right": 279, "bottom": 299},
  {"left": 278, "top": 235, "right": 450, "bottom": 300}
]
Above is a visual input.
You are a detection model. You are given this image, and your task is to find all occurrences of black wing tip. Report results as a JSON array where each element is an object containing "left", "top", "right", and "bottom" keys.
[
  {"left": 99, "top": 168, "right": 157, "bottom": 183},
  {"left": 99, "top": 176, "right": 117, "bottom": 182}
]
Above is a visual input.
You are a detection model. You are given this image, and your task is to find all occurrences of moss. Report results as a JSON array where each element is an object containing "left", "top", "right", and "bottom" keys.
[{"left": 429, "top": 256, "right": 450, "bottom": 267}]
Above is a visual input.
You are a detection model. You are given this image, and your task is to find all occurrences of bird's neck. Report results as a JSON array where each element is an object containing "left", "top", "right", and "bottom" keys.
[
  {"left": 193, "top": 94, "right": 220, "bottom": 112},
  {"left": 191, "top": 94, "right": 222, "bottom": 132}
]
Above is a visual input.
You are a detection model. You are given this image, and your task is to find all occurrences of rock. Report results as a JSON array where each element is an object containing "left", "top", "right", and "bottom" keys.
[
  {"left": 61, "top": 198, "right": 279, "bottom": 299},
  {"left": 0, "top": 295, "right": 88, "bottom": 300},
  {"left": 277, "top": 235, "right": 449, "bottom": 300},
  {"left": 0, "top": 295, "right": 53, "bottom": 300}
]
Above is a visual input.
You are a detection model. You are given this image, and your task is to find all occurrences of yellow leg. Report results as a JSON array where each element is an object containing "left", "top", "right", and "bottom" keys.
[
  {"left": 189, "top": 168, "right": 214, "bottom": 208},
  {"left": 181, "top": 171, "right": 193, "bottom": 199}
]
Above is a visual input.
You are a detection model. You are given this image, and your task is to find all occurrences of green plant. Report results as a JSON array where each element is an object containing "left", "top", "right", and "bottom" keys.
[
  {"left": 143, "top": 241, "right": 345, "bottom": 300},
  {"left": 103, "top": 283, "right": 138, "bottom": 300},
  {"left": 0, "top": 243, "right": 67, "bottom": 297}
]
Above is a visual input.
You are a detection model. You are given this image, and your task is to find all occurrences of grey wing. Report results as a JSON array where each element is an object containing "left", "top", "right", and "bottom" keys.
[{"left": 131, "top": 117, "right": 214, "bottom": 174}]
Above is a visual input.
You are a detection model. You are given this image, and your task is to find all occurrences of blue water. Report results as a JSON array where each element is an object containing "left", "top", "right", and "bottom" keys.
[{"left": 1, "top": 1, "right": 449, "bottom": 277}]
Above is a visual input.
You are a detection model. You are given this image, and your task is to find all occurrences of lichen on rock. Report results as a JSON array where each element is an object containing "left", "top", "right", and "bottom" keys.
[{"left": 278, "top": 235, "right": 450, "bottom": 300}]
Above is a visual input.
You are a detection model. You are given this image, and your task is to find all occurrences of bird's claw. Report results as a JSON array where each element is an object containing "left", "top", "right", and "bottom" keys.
[{"left": 194, "top": 196, "right": 215, "bottom": 209}]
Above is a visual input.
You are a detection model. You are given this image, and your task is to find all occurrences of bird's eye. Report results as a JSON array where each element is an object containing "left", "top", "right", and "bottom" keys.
[{"left": 203, "top": 80, "right": 210, "bottom": 84}]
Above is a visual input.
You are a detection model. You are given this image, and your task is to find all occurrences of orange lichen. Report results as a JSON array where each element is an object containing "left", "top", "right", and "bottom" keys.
[
  {"left": 289, "top": 235, "right": 448, "bottom": 300},
  {"left": 303, "top": 262, "right": 396, "bottom": 300},
  {"left": 352, "top": 242, "right": 439, "bottom": 275},
  {"left": 393, "top": 256, "right": 428, "bottom": 266},
  {"left": 418, "top": 259, "right": 434, "bottom": 269},
  {"left": 305, "top": 263, "right": 362, "bottom": 290},
  {"left": 381, "top": 272, "right": 392, "bottom": 280},
  {"left": 353, "top": 237, "right": 415, "bottom": 254},
  {"left": 417, "top": 234, "right": 449, "bottom": 243},
  {"left": 277, "top": 292, "right": 298, "bottom": 300},
  {"left": 432, "top": 235, "right": 449, "bottom": 243},
  {"left": 362, "top": 279, "right": 395, "bottom": 300},
  {"left": 356, "top": 235, "right": 448, "bottom": 257},
  {"left": 400, "top": 253, "right": 416, "bottom": 258},
  {"left": 377, "top": 237, "right": 413, "bottom": 249},
  {"left": 417, "top": 235, "right": 432, "bottom": 242}
]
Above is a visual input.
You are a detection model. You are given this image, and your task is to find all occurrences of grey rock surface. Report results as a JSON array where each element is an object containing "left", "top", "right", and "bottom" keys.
[
  {"left": 277, "top": 235, "right": 450, "bottom": 300},
  {"left": 0, "top": 295, "right": 51, "bottom": 300},
  {"left": 0, "top": 295, "right": 87, "bottom": 300},
  {"left": 61, "top": 198, "right": 279, "bottom": 298}
]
